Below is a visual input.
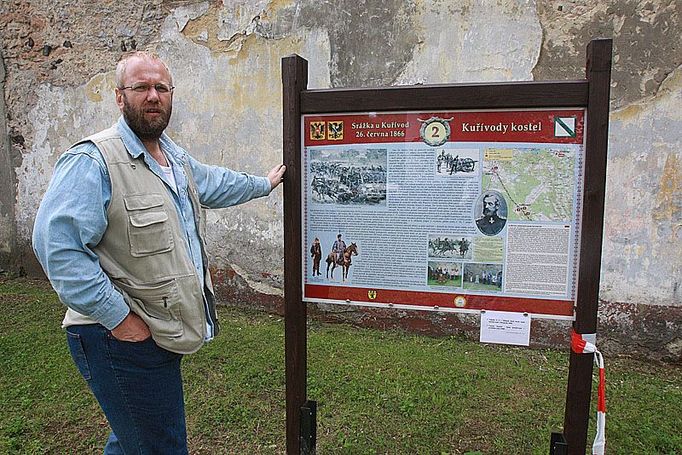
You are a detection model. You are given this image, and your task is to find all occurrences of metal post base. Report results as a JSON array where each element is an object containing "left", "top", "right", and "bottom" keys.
[
  {"left": 300, "top": 400, "right": 317, "bottom": 454},
  {"left": 550, "top": 431, "right": 568, "bottom": 455}
]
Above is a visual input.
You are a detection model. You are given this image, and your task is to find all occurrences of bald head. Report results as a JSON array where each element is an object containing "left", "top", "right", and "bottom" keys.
[{"left": 115, "top": 51, "right": 173, "bottom": 89}]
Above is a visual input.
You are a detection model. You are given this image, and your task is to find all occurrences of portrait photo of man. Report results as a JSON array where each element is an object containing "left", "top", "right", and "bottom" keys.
[{"left": 475, "top": 190, "right": 507, "bottom": 236}]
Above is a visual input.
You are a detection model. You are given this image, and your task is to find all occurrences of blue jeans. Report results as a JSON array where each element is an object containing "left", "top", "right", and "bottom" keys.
[{"left": 66, "top": 324, "right": 188, "bottom": 454}]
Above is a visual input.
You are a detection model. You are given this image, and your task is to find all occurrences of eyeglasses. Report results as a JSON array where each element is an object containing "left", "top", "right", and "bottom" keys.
[{"left": 119, "top": 83, "right": 174, "bottom": 94}]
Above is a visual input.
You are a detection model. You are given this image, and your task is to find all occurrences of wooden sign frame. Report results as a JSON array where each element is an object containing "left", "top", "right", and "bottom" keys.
[{"left": 282, "top": 39, "right": 612, "bottom": 454}]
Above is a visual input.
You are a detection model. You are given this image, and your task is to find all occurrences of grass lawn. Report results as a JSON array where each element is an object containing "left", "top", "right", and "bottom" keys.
[
  {"left": 427, "top": 277, "right": 462, "bottom": 287},
  {"left": 1, "top": 278, "right": 681, "bottom": 454},
  {"left": 462, "top": 282, "right": 502, "bottom": 292}
]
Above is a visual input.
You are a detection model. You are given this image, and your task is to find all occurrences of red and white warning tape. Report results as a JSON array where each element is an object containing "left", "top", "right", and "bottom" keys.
[{"left": 571, "top": 329, "right": 606, "bottom": 455}]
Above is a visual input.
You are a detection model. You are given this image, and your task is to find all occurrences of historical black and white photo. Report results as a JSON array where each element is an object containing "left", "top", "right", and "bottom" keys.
[{"left": 309, "top": 148, "right": 387, "bottom": 205}]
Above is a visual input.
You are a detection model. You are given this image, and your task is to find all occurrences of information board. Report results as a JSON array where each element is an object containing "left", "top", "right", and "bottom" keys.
[{"left": 301, "top": 109, "right": 585, "bottom": 319}]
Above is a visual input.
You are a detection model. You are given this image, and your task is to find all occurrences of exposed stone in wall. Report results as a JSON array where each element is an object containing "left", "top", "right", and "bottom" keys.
[
  {"left": 600, "top": 300, "right": 682, "bottom": 362},
  {"left": 0, "top": 0, "right": 168, "bottom": 138},
  {"left": 534, "top": 0, "right": 681, "bottom": 109},
  {"left": 0, "top": 0, "right": 171, "bottom": 269},
  {"left": 5, "top": 0, "right": 331, "bottom": 285}
]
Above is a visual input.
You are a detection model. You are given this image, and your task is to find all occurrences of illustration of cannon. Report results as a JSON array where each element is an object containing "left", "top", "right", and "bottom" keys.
[{"left": 449, "top": 157, "right": 477, "bottom": 174}]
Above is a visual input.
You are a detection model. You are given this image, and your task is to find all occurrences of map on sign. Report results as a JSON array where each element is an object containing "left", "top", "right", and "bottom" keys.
[{"left": 482, "top": 147, "right": 576, "bottom": 222}]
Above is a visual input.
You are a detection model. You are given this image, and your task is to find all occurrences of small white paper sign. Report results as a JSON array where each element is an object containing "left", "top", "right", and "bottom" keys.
[{"left": 480, "top": 310, "right": 531, "bottom": 346}]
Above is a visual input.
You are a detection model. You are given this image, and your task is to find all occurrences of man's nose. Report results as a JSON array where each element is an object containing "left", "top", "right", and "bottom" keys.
[{"left": 146, "top": 86, "right": 161, "bottom": 101}]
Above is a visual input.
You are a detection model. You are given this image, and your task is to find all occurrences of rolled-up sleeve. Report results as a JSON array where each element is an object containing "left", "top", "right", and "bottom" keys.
[
  {"left": 32, "top": 144, "right": 129, "bottom": 329},
  {"left": 187, "top": 154, "right": 271, "bottom": 209}
]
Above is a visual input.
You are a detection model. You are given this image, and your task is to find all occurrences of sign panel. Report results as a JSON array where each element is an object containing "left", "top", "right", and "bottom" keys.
[
  {"left": 301, "top": 109, "right": 585, "bottom": 318},
  {"left": 480, "top": 310, "right": 531, "bottom": 346}
]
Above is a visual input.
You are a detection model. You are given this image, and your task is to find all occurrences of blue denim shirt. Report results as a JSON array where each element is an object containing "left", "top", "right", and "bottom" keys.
[{"left": 32, "top": 117, "right": 271, "bottom": 338}]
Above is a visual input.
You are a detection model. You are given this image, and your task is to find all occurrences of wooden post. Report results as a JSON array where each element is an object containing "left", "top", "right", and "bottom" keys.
[
  {"left": 282, "top": 54, "right": 309, "bottom": 454},
  {"left": 563, "top": 38, "right": 612, "bottom": 454}
]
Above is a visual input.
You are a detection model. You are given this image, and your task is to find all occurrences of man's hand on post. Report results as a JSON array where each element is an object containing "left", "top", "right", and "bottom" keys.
[
  {"left": 111, "top": 312, "right": 151, "bottom": 342},
  {"left": 268, "top": 164, "right": 286, "bottom": 190}
]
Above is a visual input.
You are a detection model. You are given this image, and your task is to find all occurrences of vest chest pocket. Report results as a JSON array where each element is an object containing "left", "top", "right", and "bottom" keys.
[{"left": 124, "top": 194, "right": 174, "bottom": 257}]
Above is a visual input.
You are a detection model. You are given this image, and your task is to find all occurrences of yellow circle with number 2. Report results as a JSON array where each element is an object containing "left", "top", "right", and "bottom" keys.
[{"left": 420, "top": 118, "right": 451, "bottom": 146}]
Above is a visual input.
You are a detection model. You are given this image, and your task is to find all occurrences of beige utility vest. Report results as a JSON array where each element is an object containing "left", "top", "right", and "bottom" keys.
[{"left": 87, "top": 127, "right": 216, "bottom": 354}]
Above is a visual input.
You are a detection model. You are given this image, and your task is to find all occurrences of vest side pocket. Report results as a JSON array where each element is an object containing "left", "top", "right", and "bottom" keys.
[{"left": 117, "top": 279, "right": 184, "bottom": 338}]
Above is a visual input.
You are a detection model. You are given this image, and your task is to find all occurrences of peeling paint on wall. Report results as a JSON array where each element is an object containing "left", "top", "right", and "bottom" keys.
[
  {"left": 602, "top": 67, "right": 682, "bottom": 307},
  {"left": 398, "top": 0, "right": 542, "bottom": 84},
  {"left": 14, "top": 76, "right": 120, "bottom": 244},
  {"left": 534, "top": 0, "right": 682, "bottom": 109},
  {"left": 155, "top": 9, "right": 331, "bottom": 283}
]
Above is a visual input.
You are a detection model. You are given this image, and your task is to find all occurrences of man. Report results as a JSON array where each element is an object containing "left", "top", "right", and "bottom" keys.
[
  {"left": 459, "top": 237, "right": 469, "bottom": 257},
  {"left": 475, "top": 191, "right": 507, "bottom": 236},
  {"left": 310, "top": 237, "right": 322, "bottom": 276},
  {"left": 437, "top": 150, "right": 445, "bottom": 172},
  {"left": 32, "top": 51, "right": 285, "bottom": 454},
  {"left": 331, "top": 233, "right": 347, "bottom": 264}
]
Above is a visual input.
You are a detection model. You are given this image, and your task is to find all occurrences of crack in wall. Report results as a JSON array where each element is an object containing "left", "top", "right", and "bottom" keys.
[
  {"left": 179, "top": 0, "right": 419, "bottom": 87},
  {"left": 533, "top": 0, "right": 681, "bottom": 109}
]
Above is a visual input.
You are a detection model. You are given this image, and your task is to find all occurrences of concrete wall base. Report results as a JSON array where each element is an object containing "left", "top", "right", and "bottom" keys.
[{"left": 211, "top": 267, "right": 682, "bottom": 364}]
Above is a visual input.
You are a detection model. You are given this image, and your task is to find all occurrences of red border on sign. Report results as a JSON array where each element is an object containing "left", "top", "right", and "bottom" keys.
[
  {"left": 303, "top": 108, "right": 584, "bottom": 319},
  {"left": 305, "top": 285, "right": 574, "bottom": 316},
  {"left": 304, "top": 110, "right": 584, "bottom": 146}
]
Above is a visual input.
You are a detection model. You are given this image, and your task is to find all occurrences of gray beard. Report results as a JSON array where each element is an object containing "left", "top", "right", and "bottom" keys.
[{"left": 121, "top": 97, "right": 171, "bottom": 141}]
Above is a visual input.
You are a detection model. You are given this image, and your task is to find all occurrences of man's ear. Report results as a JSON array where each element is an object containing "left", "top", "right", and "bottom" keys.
[{"left": 115, "top": 89, "right": 125, "bottom": 111}]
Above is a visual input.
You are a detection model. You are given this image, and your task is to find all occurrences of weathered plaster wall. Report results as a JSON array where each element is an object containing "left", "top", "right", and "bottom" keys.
[
  {"left": 1, "top": 0, "right": 680, "bottom": 360},
  {"left": 604, "top": 71, "right": 681, "bottom": 307},
  {"left": 0, "top": 52, "right": 18, "bottom": 272},
  {"left": 533, "top": 0, "right": 682, "bottom": 311}
]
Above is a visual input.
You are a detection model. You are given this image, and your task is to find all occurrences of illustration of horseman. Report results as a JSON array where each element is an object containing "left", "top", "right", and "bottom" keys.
[
  {"left": 331, "top": 233, "right": 347, "bottom": 265},
  {"left": 326, "top": 234, "right": 358, "bottom": 281}
]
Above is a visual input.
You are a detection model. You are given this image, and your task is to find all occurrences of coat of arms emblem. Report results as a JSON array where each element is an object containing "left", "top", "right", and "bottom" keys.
[
  {"left": 327, "top": 121, "right": 343, "bottom": 140},
  {"left": 310, "top": 121, "right": 326, "bottom": 140}
]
